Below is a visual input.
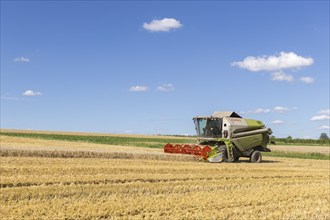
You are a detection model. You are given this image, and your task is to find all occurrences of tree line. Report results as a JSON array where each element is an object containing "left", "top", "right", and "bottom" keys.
[{"left": 270, "top": 133, "right": 329, "bottom": 145}]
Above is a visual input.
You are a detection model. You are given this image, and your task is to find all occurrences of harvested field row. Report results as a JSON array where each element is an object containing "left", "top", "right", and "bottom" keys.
[
  {"left": 1, "top": 133, "right": 329, "bottom": 219},
  {"left": 269, "top": 145, "right": 330, "bottom": 154},
  {"left": 0, "top": 148, "right": 195, "bottom": 161},
  {"left": 0, "top": 129, "right": 194, "bottom": 140},
  {"left": 1, "top": 156, "right": 329, "bottom": 219}
]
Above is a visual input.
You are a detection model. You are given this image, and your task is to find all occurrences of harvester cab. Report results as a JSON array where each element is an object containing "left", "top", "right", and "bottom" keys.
[
  {"left": 164, "top": 111, "right": 273, "bottom": 163},
  {"left": 194, "top": 117, "right": 222, "bottom": 138}
]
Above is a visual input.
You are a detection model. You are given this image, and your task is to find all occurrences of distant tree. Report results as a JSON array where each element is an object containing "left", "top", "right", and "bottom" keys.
[
  {"left": 287, "top": 136, "right": 293, "bottom": 140},
  {"left": 319, "top": 133, "right": 329, "bottom": 140}
]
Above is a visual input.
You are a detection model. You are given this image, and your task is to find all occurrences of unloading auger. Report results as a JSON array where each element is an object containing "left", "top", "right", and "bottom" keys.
[{"left": 164, "top": 111, "right": 273, "bottom": 163}]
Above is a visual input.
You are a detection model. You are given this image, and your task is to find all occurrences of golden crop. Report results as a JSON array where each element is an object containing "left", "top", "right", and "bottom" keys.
[
  {"left": 1, "top": 134, "right": 329, "bottom": 219},
  {"left": 1, "top": 154, "right": 329, "bottom": 219}
]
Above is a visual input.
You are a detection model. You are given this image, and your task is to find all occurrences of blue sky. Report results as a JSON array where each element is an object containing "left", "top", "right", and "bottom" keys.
[{"left": 1, "top": 1, "right": 329, "bottom": 138}]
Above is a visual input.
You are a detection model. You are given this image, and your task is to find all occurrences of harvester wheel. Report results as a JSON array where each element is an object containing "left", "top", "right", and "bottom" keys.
[{"left": 250, "top": 151, "right": 262, "bottom": 163}]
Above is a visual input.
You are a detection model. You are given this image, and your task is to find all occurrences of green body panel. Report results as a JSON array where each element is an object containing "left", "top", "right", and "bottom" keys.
[
  {"left": 261, "top": 133, "right": 270, "bottom": 148},
  {"left": 244, "top": 119, "right": 265, "bottom": 130},
  {"left": 231, "top": 134, "right": 263, "bottom": 151}
]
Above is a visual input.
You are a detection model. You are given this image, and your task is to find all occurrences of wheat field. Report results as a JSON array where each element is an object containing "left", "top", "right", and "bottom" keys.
[{"left": 0, "top": 134, "right": 329, "bottom": 219}]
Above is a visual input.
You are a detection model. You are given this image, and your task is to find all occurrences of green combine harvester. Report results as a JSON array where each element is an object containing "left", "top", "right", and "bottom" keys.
[{"left": 164, "top": 111, "right": 273, "bottom": 163}]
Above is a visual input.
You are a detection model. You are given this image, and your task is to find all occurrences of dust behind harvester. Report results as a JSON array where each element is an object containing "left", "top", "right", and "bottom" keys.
[{"left": 164, "top": 111, "right": 273, "bottom": 163}]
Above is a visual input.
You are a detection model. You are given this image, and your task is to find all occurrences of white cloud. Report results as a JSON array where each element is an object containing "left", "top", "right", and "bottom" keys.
[
  {"left": 231, "top": 52, "right": 313, "bottom": 72},
  {"left": 299, "top": 77, "right": 315, "bottom": 84},
  {"left": 143, "top": 18, "right": 182, "bottom": 32},
  {"left": 273, "top": 106, "right": 298, "bottom": 113},
  {"left": 129, "top": 86, "right": 148, "bottom": 92},
  {"left": 270, "top": 120, "right": 284, "bottom": 124},
  {"left": 273, "top": 106, "right": 290, "bottom": 113},
  {"left": 14, "top": 56, "right": 30, "bottom": 62},
  {"left": 157, "top": 84, "right": 175, "bottom": 92},
  {"left": 231, "top": 52, "right": 316, "bottom": 83},
  {"left": 319, "top": 109, "right": 330, "bottom": 115},
  {"left": 242, "top": 106, "right": 296, "bottom": 114},
  {"left": 311, "top": 109, "right": 330, "bottom": 121},
  {"left": 240, "top": 108, "right": 270, "bottom": 114},
  {"left": 22, "top": 90, "right": 42, "bottom": 96},
  {"left": 310, "top": 115, "right": 330, "bottom": 121},
  {"left": 271, "top": 71, "right": 294, "bottom": 82},
  {"left": 319, "top": 125, "right": 330, "bottom": 130},
  {"left": 253, "top": 108, "right": 271, "bottom": 114}
]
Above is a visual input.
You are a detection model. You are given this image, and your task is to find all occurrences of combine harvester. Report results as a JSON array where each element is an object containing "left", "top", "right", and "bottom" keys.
[{"left": 164, "top": 111, "right": 272, "bottom": 163}]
